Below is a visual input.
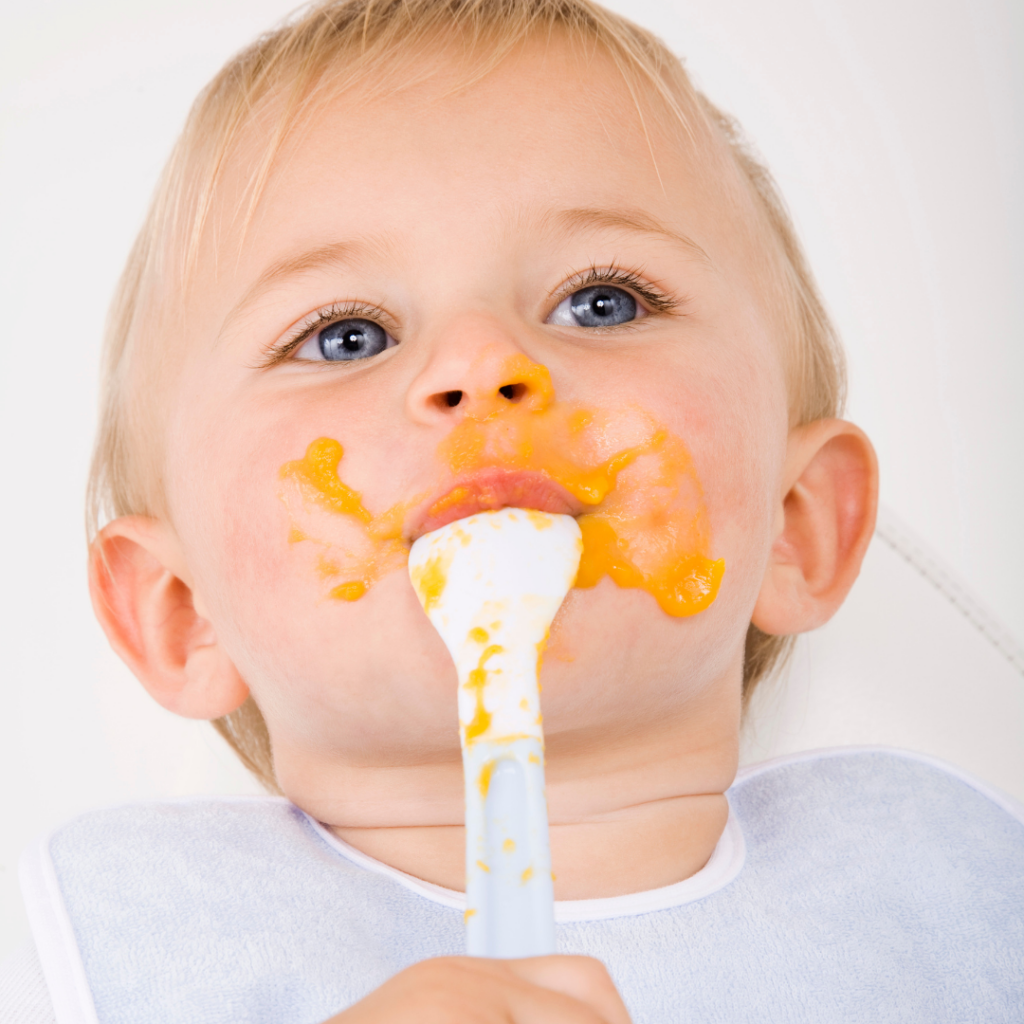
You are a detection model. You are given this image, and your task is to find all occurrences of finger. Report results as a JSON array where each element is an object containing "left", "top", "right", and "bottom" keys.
[
  {"left": 325, "top": 956, "right": 624, "bottom": 1024},
  {"left": 505, "top": 956, "right": 632, "bottom": 1024}
]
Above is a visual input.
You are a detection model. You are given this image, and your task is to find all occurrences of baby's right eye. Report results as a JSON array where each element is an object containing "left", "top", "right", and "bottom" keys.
[{"left": 295, "top": 317, "right": 395, "bottom": 362}]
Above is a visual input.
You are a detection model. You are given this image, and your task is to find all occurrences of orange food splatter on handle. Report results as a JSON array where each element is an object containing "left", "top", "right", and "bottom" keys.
[
  {"left": 478, "top": 760, "right": 495, "bottom": 799},
  {"left": 464, "top": 645, "right": 503, "bottom": 744},
  {"left": 535, "top": 632, "right": 549, "bottom": 677},
  {"left": 409, "top": 553, "right": 450, "bottom": 614}
]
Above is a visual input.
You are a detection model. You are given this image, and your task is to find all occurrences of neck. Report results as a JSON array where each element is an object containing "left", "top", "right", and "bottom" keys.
[{"left": 307, "top": 678, "right": 740, "bottom": 900}]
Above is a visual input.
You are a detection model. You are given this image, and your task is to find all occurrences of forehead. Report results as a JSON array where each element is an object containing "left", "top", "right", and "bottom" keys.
[{"left": 198, "top": 37, "right": 754, "bottom": 299}]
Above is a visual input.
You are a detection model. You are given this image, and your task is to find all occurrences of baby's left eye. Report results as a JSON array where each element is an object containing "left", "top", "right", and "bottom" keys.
[
  {"left": 547, "top": 285, "right": 639, "bottom": 328},
  {"left": 294, "top": 317, "right": 396, "bottom": 362}
]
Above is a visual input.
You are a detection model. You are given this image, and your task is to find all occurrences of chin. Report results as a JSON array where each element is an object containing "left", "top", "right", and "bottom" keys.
[{"left": 530, "top": 582, "right": 721, "bottom": 730}]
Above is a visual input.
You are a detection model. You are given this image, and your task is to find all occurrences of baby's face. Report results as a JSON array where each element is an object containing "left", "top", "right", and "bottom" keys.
[{"left": 161, "top": 40, "right": 790, "bottom": 810}]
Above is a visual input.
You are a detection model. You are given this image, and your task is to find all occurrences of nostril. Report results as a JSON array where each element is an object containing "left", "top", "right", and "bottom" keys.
[
  {"left": 444, "top": 390, "right": 463, "bottom": 408},
  {"left": 498, "top": 382, "right": 527, "bottom": 402}
]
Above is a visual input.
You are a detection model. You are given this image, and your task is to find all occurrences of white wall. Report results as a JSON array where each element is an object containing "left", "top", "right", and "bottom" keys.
[{"left": 1, "top": 0, "right": 1021, "bottom": 961}]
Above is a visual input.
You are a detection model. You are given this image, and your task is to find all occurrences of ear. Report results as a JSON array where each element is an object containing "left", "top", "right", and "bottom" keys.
[
  {"left": 751, "top": 419, "right": 878, "bottom": 635},
  {"left": 89, "top": 516, "right": 250, "bottom": 719}
]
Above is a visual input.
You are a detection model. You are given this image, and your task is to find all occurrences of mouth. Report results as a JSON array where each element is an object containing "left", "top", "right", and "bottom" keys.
[{"left": 408, "top": 468, "right": 584, "bottom": 540}]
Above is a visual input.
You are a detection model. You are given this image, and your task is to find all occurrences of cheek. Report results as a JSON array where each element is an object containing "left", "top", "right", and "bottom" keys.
[
  {"left": 653, "top": 330, "right": 789, "bottom": 613},
  {"left": 174, "top": 446, "right": 315, "bottom": 668},
  {"left": 165, "top": 406, "right": 330, "bottom": 656},
  {"left": 173, "top": 451, "right": 452, "bottom": 743},
  {"left": 166, "top": 405, "right": 464, "bottom": 749},
  {"left": 169, "top": 376, "right": 382, "bottom": 602},
  {"left": 702, "top": 366, "right": 783, "bottom": 528}
]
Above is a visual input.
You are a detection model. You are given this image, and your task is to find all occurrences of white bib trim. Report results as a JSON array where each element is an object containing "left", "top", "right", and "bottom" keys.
[
  {"left": 19, "top": 835, "right": 99, "bottom": 1024},
  {"left": 304, "top": 805, "right": 746, "bottom": 922}
]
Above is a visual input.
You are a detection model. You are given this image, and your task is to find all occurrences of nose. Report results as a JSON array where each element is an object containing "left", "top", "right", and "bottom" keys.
[{"left": 405, "top": 330, "right": 554, "bottom": 425}]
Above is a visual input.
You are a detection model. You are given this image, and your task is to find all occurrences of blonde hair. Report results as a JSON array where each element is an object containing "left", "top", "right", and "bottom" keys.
[{"left": 88, "top": 0, "right": 845, "bottom": 791}]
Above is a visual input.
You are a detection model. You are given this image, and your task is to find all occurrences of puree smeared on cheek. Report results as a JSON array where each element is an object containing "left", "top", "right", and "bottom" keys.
[{"left": 278, "top": 356, "right": 724, "bottom": 616}]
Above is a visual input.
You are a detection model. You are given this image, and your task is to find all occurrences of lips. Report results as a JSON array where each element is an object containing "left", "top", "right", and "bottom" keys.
[{"left": 409, "top": 468, "right": 583, "bottom": 539}]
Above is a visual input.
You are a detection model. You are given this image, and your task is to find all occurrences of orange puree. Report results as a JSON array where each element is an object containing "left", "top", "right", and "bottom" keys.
[
  {"left": 279, "top": 438, "right": 408, "bottom": 600},
  {"left": 436, "top": 355, "right": 724, "bottom": 616},
  {"left": 408, "top": 551, "right": 450, "bottom": 614},
  {"left": 280, "top": 437, "right": 372, "bottom": 523},
  {"left": 278, "top": 354, "right": 724, "bottom": 616},
  {"left": 464, "top": 644, "right": 503, "bottom": 742}
]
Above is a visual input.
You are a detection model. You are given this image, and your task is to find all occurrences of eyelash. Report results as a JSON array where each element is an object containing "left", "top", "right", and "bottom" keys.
[
  {"left": 262, "top": 265, "right": 679, "bottom": 366},
  {"left": 262, "top": 301, "right": 391, "bottom": 367},
  {"left": 551, "top": 264, "right": 680, "bottom": 318}
]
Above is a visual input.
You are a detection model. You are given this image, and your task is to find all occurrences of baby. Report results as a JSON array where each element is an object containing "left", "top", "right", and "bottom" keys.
[{"left": 8, "top": 0, "right": 1023, "bottom": 1021}]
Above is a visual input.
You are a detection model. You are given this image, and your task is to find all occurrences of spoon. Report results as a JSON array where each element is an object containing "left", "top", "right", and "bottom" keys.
[{"left": 409, "top": 506, "right": 582, "bottom": 957}]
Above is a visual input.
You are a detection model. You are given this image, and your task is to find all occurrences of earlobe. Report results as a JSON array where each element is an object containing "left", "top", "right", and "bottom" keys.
[
  {"left": 89, "top": 516, "right": 250, "bottom": 719},
  {"left": 751, "top": 419, "right": 878, "bottom": 636}
]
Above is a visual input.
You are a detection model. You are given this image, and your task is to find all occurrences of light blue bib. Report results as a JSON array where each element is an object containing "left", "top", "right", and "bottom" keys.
[{"left": 20, "top": 748, "right": 1024, "bottom": 1023}]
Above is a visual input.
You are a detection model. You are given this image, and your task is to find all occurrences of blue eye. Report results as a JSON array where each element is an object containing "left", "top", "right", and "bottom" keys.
[
  {"left": 297, "top": 317, "right": 392, "bottom": 361},
  {"left": 548, "top": 285, "right": 638, "bottom": 328},
  {"left": 319, "top": 318, "right": 389, "bottom": 360}
]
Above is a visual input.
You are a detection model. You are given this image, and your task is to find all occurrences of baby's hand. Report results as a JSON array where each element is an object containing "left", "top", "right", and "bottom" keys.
[{"left": 322, "top": 955, "right": 632, "bottom": 1024}]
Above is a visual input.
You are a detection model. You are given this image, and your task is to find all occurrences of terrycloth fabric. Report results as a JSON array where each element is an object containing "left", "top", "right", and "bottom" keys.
[
  {"left": 18, "top": 748, "right": 1024, "bottom": 1024},
  {"left": 0, "top": 945, "right": 57, "bottom": 1024}
]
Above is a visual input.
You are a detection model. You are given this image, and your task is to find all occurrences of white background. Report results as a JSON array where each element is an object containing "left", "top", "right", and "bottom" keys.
[{"left": 1, "top": 0, "right": 1022, "bottom": 961}]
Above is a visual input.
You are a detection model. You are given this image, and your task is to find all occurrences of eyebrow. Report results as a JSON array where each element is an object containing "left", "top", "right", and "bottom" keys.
[
  {"left": 220, "top": 238, "right": 391, "bottom": 335},
  {"left": 230, "top": 240, "right": 369, "bottom": 309},
  {"left": 551, "top": 207, "right": 713, "bottom": 267}
]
